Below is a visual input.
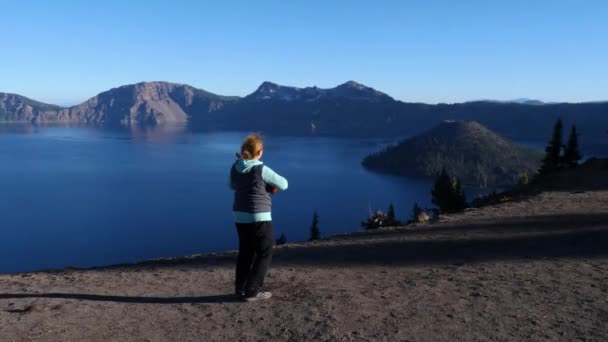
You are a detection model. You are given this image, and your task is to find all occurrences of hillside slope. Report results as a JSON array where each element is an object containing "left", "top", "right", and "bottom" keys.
[
  {"left": 0, "top": 93, "right": 63, "bottom": 122},
  {"left": 58, "top": 82, "right": 236, "bottom": 125},
  {"left": 363, "top": 120, "right": 543, "bottom": 187}
]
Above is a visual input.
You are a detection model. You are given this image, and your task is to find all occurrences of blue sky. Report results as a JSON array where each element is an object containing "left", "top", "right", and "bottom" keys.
[{"left": 0, "top": 0, "right": 606, "bottom": 105}]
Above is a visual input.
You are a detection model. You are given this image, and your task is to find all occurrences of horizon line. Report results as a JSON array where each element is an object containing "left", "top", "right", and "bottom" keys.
[{"left": 3, "top": 80, "right": 607, "bottom": 107}]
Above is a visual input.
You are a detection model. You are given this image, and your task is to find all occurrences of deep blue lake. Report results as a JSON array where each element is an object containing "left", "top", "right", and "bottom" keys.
[
  {"left": 2, "top": 125, "right": 604, "bottom": 273},
  {"left": 0, "top": 125, "right": 439, "bottom": 273}
]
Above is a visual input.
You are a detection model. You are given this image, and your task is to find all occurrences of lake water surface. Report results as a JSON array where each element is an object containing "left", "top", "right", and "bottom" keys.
[{"left": 0, "top": 125, "right": 438, "bottom": 273}]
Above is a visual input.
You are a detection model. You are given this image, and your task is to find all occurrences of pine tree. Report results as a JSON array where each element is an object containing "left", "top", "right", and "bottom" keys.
[
  {"left": 431, "top": 169, "right": 454, "bottom": 213},
  {"left": 539, "top": 118, "right": 564, "bottom": 175},
  {"left": 563, "top": 125, "right": 582, "bottom": 168},
  {"left": 387, "top": 204, "right": 395, "bottom": 222},
  {"left": 411, "top": 202, "right": 422, "bottom": 222},
  {"left": 386, "top": 203, "right": 400, "bottom": 225},
  {"left": 309, "top": 211, "right": 321, "bottom": 241},
  {"left": 276, "top": 233, "right": 287, "bottom": 245},
  {"left": 432, "top": 170, "right": 467, "bottom": 213},
  {"left": 450, "top": 176, "right": 467, "bottom": 212}
]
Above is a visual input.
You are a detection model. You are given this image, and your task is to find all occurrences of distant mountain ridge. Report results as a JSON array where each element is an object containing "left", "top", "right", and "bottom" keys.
[
  {"left": 247, "top": 80, "right": 393, "bottom": 102},
  {"left": 1, "top": 81, "right": 608, "bottom": 143},
  {"left": 362, "top": 121, "right": 543, "bottom": 187}
]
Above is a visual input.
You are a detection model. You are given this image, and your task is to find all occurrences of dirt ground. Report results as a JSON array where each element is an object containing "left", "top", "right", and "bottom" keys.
[{"left": 1, "top": 191, "right": 607, "bottom": 341}]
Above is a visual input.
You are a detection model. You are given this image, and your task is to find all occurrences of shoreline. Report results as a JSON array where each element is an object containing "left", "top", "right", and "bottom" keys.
[
  {"left": 2, "top": 187, "right": 601, "bottom": 276},
  {"left": 2, "top": 190, "right": 607, "bottom": 340}
]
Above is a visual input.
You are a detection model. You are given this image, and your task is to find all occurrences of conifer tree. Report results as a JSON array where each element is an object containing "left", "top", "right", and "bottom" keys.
[
  {"left": 309, "top": 211, "right": 321, "bottom": 241},
  {"left": 411, "top": 202, "right": 422, "bottom": 222},
  {"left": 386, "top": 203, "right": 400, "bottom": 225},
  {"left": 432, "top": 169, "right": 454, "bottom": 213},
  {"left": 431, "top": 169, "right": 467, "bottom": 213},
  {"left": 563, "top": 125, "right": 582, "bottom": 168},
  {"left": 450, "top": 176, "right": 467, "bottom": 212},
  {"left": 539, "top": 118, "right": 564, "bottom": 175},
  {"left": 276, "top": 233, "right": 287, "bottom": 245},
  {"left": 387, "top": 203, "right": 395, "bottom": 222}
]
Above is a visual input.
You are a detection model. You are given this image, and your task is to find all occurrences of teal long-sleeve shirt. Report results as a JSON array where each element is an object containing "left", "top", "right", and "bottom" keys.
[{"left": 229, "top": 159, "right": 288, "bottom": 223}]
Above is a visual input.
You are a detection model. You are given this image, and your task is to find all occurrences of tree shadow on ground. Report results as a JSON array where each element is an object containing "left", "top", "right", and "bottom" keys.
[
  {"left": 276, "top": 227, "right": 608, "bottom": 267},
  {"left": 169, "top": 212, "right": 608, "bottom": 268},
  {"left": 70, "top": 213, "right": 608, "bottom": 271},
  {"left": 329, "top": 212, "right": 608, "bottom": 240}
]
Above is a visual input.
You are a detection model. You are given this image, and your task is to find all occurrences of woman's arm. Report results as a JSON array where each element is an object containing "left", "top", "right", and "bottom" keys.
[{"left": 261, "top": 165, "right": 288, "bottom": 191}]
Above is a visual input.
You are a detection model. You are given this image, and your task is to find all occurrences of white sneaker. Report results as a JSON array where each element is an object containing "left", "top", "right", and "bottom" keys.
[{"left": 245, "top": 291, "right": 272, "bottom": 302}]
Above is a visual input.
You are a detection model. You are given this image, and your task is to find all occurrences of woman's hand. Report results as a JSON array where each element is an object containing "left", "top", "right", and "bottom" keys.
[{"left": 266, "top": 185, "right": 280, "bottom": 194}]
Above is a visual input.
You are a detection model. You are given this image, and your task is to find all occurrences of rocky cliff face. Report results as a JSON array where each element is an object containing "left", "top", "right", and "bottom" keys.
[
  {"left": 58, "top": 82, "right": 237, "bottom": 125},
  {"left": 0, "top": 93, "right": 63, "bottom": 123},
  {"left": 1, "top": 82, "right": 238, "bottom": 125}
]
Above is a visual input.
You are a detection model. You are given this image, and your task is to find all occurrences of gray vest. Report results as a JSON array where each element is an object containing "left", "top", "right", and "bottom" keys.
[{"left": 231, "top": 164, "right": 272, "bottom": 213}]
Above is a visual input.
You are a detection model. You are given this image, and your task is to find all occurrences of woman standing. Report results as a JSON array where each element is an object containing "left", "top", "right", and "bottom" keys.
[{"left": 230, "top": 134, "right": 288, "bottom": 302}]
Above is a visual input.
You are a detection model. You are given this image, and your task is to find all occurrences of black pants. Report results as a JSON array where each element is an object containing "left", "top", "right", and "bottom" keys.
[{"left": 235, "top": 221, "right": 274, "bottom": 297}]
